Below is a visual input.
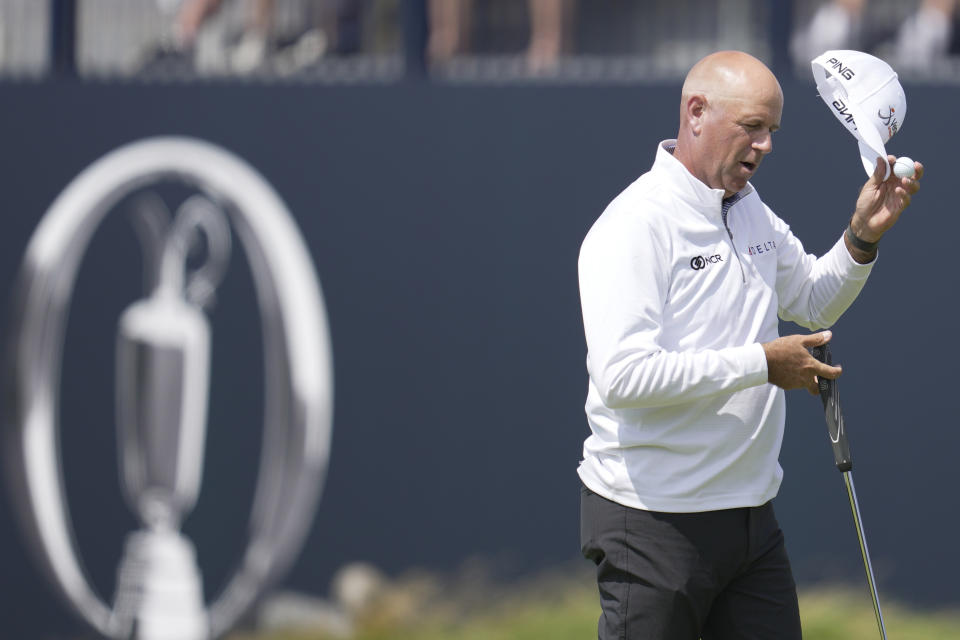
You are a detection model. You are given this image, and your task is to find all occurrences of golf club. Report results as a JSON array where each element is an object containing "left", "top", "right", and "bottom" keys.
[{"left": 810, "top": 343, "right": 887, "bottom": 640}]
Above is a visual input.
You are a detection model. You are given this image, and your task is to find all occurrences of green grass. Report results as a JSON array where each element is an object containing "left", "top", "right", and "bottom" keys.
[
  {"left": 800, "top": 589, "right": 960, "bottom": 639},
  {"left": 228, "top": 569, "right": 960, "bottom": 640}
]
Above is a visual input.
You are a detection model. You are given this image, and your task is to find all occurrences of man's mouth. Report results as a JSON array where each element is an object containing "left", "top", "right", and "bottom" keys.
[{"left": 740, "top": 161, "right": 757, "bottom": 172}]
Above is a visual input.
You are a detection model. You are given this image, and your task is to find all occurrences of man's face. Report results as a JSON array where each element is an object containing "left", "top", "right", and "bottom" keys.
[{"left": 698, "top": 89, "right": 783, "bottom": 197}]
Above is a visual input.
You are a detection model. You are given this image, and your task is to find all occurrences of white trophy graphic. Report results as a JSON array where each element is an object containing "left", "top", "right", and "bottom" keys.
[
  {"left": 111, "top": 196, "right": 230, "bottom": 638},
  {"left": 4, "top": 137, "right": 334, "bottom": 639}
]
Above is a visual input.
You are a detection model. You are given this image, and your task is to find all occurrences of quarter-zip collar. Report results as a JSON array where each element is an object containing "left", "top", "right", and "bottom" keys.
[{"left": 652, "top": 139, "right": 755, "bottom": 221}]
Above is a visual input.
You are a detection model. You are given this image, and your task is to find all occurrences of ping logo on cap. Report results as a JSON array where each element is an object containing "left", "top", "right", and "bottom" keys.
[
  {"left": 826, "top": 56, "right": 856, "bottom": 80},
  {"left": 832, "top": 98, "right": 856, "bottom": 126}
]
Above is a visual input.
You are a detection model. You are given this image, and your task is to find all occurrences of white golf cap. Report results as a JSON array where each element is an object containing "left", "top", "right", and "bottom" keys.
[{"left": 811, "top": 50, "right": 906, "bottom": 180}]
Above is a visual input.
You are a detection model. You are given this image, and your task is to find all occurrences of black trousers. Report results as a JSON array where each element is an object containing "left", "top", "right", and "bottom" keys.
[{"left": 580, "top": 484, "right": 801, "bottom": 640}]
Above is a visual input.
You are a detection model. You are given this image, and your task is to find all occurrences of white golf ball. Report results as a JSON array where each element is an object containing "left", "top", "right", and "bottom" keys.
[{"left": 893, "top": 156, "right": 916, "bottom": 179}]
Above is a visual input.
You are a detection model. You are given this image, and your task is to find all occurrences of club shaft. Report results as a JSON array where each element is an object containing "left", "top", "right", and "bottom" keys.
[{"left": 844, "top": 471, "right": 887, "bottom": 640}]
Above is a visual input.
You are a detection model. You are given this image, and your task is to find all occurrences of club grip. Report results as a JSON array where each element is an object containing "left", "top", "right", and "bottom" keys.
[
  {"left": 810, "top": 343, "right": 853, "bottom": 472},
  {"left": 810, "top": 344, "right": 832, "bottom": 401}
]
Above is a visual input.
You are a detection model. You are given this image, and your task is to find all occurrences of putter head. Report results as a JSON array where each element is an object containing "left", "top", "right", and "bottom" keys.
[{"left": 810, "top": 343, "right": 853, "bottom": 472}]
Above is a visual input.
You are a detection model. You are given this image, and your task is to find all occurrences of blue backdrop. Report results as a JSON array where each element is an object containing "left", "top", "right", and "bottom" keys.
[{"left": 0, "top": 77, "right": 956, "bottom": 634}]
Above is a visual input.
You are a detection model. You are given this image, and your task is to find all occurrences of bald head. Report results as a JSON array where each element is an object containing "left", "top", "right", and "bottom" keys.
[
  {"left": 673, "top": 51, "right": 784, "bottom": 197},
  {"left": 680, "top": 51, "right": 782, "bottom": 124}
]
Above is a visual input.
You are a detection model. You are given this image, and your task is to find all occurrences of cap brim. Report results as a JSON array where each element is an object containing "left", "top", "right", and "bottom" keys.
[
  {"left": 857, "top": 140, "right": 888, "bottom": 180},
  {"left": 849, "top": 100, "right": 890, "bottom": 180}
]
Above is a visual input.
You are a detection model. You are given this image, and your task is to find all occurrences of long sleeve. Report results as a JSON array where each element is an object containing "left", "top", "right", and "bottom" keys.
[
  {"left": 773, "top": 214, "right": 874, "bottom": 330},
  {"left": 579, "top": 205, "right": 768, "bottom": 411}
]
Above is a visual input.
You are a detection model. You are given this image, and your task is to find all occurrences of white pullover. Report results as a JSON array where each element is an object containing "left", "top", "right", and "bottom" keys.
[{"left": 577, "top": 141, "right": 874, "bottom": 512}]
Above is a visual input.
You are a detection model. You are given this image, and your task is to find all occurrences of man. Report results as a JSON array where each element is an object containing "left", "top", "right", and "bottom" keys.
[{"left": 577, "top": 50, "right": 922, "bottom": 639}]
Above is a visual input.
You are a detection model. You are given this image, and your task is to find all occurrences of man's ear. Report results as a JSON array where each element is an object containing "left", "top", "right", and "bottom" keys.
[{"left": 686, "top": 95, "right": 707, "bottom": 136}]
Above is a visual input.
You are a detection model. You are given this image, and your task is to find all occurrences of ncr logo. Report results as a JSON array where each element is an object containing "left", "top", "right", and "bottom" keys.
[{"left": 690, "top": 254, "right": 723, "bottom": 270}]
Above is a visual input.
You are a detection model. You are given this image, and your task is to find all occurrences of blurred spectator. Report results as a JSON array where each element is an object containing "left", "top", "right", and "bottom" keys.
[
  {"left": 169, "top": 0, "right": 371, "bottom": 75},
  {"left": 893, "top": 0, "right": 955, "bottom": 68},
  {"left": 527, "top": 0, "right": 576, "bottom": 72},
  {"left": 791, "top": 0, "right": 867, "bottom": 66},
  {"left": 427, "top": 0, "right": 472, "bottom": 62},
  {"left": 428, "top": 0, "right": 576, "bottom": 73},
  {"left": 176, "top": 0, "right": 277, "bottom": 72},
  {"left": 792, "top": 0, "right": 957, "bottom": 72}
]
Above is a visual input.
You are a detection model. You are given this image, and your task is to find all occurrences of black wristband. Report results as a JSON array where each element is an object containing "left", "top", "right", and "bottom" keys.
[{"left": 845, "top": 225, "right": 879, "bottom": 252}]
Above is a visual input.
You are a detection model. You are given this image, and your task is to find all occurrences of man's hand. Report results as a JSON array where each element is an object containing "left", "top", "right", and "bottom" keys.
[
  {"left": 849, "top": 155, "right": 923, "bottom": 244},
  {"left": 763, "top": 331, "right": 841, "bottom": 395}
]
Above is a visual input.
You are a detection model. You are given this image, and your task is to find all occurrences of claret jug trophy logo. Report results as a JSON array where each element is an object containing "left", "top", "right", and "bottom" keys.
[{"left": 4, "top": 137, "right": 334, "bottom": 639}]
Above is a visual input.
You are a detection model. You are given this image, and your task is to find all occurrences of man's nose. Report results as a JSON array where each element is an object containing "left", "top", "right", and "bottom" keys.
[{"left": 754, "top": 132, "right": 773, "bottom": 154}]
